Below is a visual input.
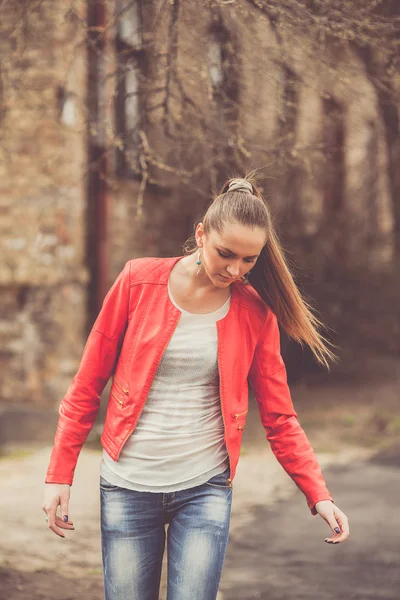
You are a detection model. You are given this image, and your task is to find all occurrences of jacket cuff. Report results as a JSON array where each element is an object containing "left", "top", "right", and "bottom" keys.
[
  {"left": 45, "top": 475, "right": 73, "bottom": 485},
  {"left": 308, "top": 494, "right": 334, "bottom": 515},
  {"left": 44, "top": 429, "right": 83, "bottom": 486}
]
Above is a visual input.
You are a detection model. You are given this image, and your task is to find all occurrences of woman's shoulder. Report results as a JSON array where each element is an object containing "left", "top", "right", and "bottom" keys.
[
  {"left": 125, "top": 256, "right": 179, "bottom": 284},
  {"left": 233, "top": 281, "right": 270, "bottom": 322}
]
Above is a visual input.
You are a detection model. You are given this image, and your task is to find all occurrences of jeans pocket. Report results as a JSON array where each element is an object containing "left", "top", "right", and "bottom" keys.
[
  {"left": 204, "top": 467, "right": 232, "bottom": 489},
  {"left": 100, "top": 476, "right": 120, "bottom": 491}
]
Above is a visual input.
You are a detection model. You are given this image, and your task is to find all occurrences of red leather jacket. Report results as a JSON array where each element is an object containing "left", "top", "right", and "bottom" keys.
[{"left": 45, "top": 256, "right": 333, "bottom": 514}]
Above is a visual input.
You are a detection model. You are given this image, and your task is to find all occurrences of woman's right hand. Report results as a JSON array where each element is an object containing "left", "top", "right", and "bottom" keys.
[{"left": 42, "top": 484, "right": 75, "bottom": 538}]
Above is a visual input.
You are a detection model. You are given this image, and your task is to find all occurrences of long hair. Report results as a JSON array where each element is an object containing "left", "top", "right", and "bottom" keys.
[{"left": 182, "top": 172, "right": 338, "bottom": 370}]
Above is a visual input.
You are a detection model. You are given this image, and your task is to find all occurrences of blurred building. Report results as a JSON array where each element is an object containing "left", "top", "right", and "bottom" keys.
[{"left": 0, "top": 0, "right": 398, "bottom": 421}]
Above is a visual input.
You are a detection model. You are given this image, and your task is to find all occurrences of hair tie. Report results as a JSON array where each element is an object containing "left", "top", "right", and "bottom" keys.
[{"left": 227, "top": 178, "right": 253, "bottom": 194}]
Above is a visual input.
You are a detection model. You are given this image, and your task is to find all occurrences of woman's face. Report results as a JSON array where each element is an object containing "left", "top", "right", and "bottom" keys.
[{"left": 196, "top": 221, "right": 266, "bottom": 287}]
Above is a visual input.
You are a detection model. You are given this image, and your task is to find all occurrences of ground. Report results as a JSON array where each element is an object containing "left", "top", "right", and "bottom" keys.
[{"left": 0, "top": 356, "right": 398, "bottom": 600}]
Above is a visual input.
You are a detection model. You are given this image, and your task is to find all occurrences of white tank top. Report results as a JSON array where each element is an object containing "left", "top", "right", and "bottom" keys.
[{"left": 100, "top": 280, "right": 231, "bottom": 491}]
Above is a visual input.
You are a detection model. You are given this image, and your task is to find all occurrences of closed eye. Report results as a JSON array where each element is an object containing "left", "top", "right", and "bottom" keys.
[{"left": 217, "top": 250, "right": 256, "bottom": 263}]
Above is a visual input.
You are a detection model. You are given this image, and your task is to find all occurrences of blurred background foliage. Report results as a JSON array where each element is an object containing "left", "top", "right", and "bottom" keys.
[{"left": 0, "top": 0, "right": 399, "bottom": 412}]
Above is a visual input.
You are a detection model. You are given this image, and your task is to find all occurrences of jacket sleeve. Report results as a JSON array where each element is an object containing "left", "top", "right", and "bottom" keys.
[
  {"left": 248, "top": 308, "right": 334, "bottom": 515},
  {"left": 45, "top": 261, "right": 131, "bottom": 485}
]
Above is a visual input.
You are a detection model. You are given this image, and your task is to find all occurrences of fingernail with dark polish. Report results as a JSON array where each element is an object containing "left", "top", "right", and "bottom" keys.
[
  {"left": 63, "top": 515, "right": 68, "bottom": 522},
  {"left": 334, "top": 527, "right": 340, "bottom": 534}
]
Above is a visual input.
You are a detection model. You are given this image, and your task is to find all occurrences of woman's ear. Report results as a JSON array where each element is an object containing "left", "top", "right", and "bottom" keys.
[{"left": 195, "top": 222, "right": 204, "bottom": 246}]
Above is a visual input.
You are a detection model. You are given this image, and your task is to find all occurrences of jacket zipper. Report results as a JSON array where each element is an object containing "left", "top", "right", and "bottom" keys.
[
  {"left": 111, "top": 390, "right": 124, "bottom": 407},
  {"left": 217, "top": 322, "right": 232, "bottom": 486},
  {"left": 234, "top": 409, "right": 248, "bottom": 433},
  {"left": 234, "top": 409, "right": 248, "bottom": 419},
  {"left": 113, "top": 378, "right": 129, "bottom": 395},
  {"left": 116, "top": 316, "right": 181, "bottom": 458}
]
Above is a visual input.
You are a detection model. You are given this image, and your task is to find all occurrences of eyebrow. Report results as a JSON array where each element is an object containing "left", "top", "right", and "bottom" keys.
[{"left": 219, "top": 246, "right": 259, "bottom": 259}]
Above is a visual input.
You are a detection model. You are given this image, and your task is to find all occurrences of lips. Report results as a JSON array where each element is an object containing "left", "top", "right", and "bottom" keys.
[{"left": 220, "top": 274, "right": 235, "bottom": 281}]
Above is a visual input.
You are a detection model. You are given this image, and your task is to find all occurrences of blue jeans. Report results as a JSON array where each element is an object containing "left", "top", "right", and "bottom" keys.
[{"left": 100, "top": 466, "right": 233, "bottom": 600}]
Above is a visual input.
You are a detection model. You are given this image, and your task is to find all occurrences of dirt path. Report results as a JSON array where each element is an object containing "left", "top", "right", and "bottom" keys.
[
  {"left": 220, "top": 447, "right": 400, "bottom": 599},
  {"left": 1, "top": 357, "right": 397, "bottom": 600},
  {"left": 0, "top": 443, "right": 370, "bottom": 600}
]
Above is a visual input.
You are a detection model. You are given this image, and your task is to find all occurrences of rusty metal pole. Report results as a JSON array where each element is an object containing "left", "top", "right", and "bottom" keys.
[{"left": 86, "top": 0, "right": 108, "bottom": 325}]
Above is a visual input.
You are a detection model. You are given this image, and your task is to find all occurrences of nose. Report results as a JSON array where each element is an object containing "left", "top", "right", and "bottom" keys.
[{"left": 226, "top": 262, "right": 240, "bottom": 277}]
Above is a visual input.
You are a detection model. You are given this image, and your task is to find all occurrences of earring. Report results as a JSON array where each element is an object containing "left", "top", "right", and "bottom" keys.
[
  {"left": 196, "top": 248, "right": 202, "bottom": 276},
  {"left": 241, "top": 270, "right": 251, "bottom": 285}
]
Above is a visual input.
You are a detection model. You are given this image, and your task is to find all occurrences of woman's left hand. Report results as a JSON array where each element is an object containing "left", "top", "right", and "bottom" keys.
[{"left": 315, "top": 500, "right": 350, "bottom": 544}]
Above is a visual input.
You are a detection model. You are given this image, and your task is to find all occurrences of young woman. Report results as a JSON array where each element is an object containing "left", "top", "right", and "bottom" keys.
[{"left": 43, "top": 176, "right": 349, "bottom": 600}]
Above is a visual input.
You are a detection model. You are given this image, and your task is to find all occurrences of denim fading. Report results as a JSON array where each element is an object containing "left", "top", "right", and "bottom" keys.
[{"left": 100, "top": 466, "right": 232, "bottom": 600}]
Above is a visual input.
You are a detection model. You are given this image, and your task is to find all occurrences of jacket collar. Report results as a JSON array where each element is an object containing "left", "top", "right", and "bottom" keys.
[{"left": 155, "top": 255, "right": 242, "bottom": 304}]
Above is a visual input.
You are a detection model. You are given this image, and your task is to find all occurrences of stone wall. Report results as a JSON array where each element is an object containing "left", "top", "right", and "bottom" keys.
[
  {"left": 0, "top": 0, "right": 88, "bottom": 409},
  {"left": 111, "top": 0, "right": 396, "bottom": 275},
  {"left": 0, "top": 0, "right": 398, "bottom": 416}
]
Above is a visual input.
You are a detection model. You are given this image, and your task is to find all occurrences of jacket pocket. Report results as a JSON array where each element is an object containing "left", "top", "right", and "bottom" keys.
[
  {"left": 113, "top": 378, "right": 129, "bottom": 395},
  {"left": 232, "top": 409, "right": 248, "bottom": 432},
  {"left": 110, "top": 378, "right": 129, "bottom": 408}
]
